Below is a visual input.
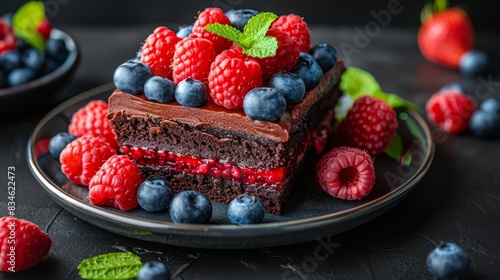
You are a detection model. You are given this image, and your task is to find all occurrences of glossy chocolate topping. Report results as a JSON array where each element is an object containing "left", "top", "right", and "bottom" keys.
[{"left": 108, "top": 60, "right": 345, "bottom": 143}]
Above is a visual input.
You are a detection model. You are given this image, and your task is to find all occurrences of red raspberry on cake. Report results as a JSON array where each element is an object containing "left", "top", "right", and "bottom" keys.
[
  {"left": 0, "top": 216, "right": 52, "bottom": 272},
  {"left": 250, "top": 28, "right": 301, "bottom": 80},
  {"left": 317, "top": 147, "right": 376, "bottom": 200},
  {"left": 190, "top": 7, "right": 232, "bottom": 54},
  {"left": 172, "top": 37, "right": 217, "bottom": 86},
  {"left": 88, "top": 155, "right": 142, "bottom": 211},
  {"left": 140, "top": 26, "right": 182, "bottom": 79},
  {"left": 334, "top": 95, "right": 398, "bottom": 157},
  {"left": 271, "top": 14, "right": 311, "bottom": 53},
  {"left": 208, "top": 48, "right": 262, "bottom": 109},
  {"left": 60, "top": 135, "right": 117, "bottom": 186},
  {"left": 426, "top": 89, "right": 476, "bottom": 134},
  {"left": 68, "top": 100, "right": 118, "bottom": 149}
]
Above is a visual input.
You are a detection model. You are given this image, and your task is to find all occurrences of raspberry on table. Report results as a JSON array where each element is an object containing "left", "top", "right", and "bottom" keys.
[
  {"left": 271, "top": 14, "right": 311, "bottom": 53},
  {"left": 172, "top": 37, "right": 217, "bottom": 86},
  {"left": 316, "top": 147, "right": 376, "bottom": 200},
  {"left": 0, "top": 216, "right": 52, "bottom": 272},
  {"left": 140, "top": 26, "right": 181, "bottom": 79},
  {"left": 68, "top": 100, "right": 119, "bottom": 149},
  {"left": 334, "top": 95, "right": 399, "bottom": 157},
  {"left": 425, "top": 89, "right": 476, "bottom": 134},
  {"left": 208, "top": 48, "right": 262, "bottom": 109},
  {"left": 60, "top": 135, "right": 117, "bottom": 186},
  {"left": 190, "top": 7, "right": 232, "bottom": 54},
  {"left": 88, "top": 155, "right": 142, "bottom": 211}
]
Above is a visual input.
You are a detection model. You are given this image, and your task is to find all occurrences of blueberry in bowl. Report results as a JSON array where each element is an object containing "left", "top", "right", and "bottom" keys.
[{"left": 0, "top": 2, "right": 80, "bottom": 116}]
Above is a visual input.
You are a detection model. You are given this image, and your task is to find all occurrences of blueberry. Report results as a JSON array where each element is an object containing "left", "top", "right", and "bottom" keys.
[
  {"left": 291, "top": 52, "right": 323, "bottom": 90},
  {"left": 144, "top": 76, "right": 176, "bottom": 103},
  {"left": 169, "top": 190, "right": 212, "bottom": 224},
  {"left": 459, "top": 49, "right": 490, "bottom": 77},
  {"left": 439, "top": 82, "right": 464, "bottom": 93},
  {"left": 16, "top": 37, "right": 33, "bottom": 53},
  {"left": 309, "top": 43, "right": 337, "bottom": 73},
  {"left": 137, "top": 261, "right": 171, "bottom": 280},
  {"left": 137, "top": 176, "right": 174, "bottom": 212},
  {"left": 469, "top": 110, "right": 500, "bottom": 138},
  {"left": 0, "top": 50, "right": 21, "bottom": 73},
  {"left": 7, "top": 67, "right": 36, "bottom": 86},
  {"left": 243, "top": 87, "right": 286, "bottom": 121},
  {"left": 427, "top": 242, "right": 471, "bottom": 279},
  {"left": 227, "top": 194, "right": 265, "bottom": 225},
  {"left": 225, "top": 9, "right": 259, "bottom": 31},
  {"left": 174, "top": 78, "right": 208, "bottom": 107},
  {"left": 2, "top": 13, "right": 13, "bottom": 25},
  {"left": 268, "top": 72, "right": 306, "bottom": 104},
  {"left": 479, "top": 98, "right": 500, "bottom": 116},
  {"left": 176, "top": 24, "right": 193, "bottom": 39},
  {"left": 49, "top": 132, "right": 77, "bottom": 160},
  {"left": 113, "top": 60, "right": 153, "bottom": 94},
  {"left": 22, "top": 49, "right": 45, "bottom": 73},
  {"left": 42, "top": 57, "right": 62, "bottom": 75},
  {"left": 45, "top": 38, "right": 69, "bottom": 63}
]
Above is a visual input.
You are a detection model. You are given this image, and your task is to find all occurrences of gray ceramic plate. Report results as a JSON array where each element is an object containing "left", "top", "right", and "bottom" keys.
[{"left": 27, "top": 83, "right": 434, "bottom": 249}]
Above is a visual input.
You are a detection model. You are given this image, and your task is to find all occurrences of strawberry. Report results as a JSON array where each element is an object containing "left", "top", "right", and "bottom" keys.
[
  {"left": 140, "top": 26, "right": 182, "bottom": 79},
  {"left": 172, "top": 37, "right": 217, "bottom": 86},
  {"left": 0, "top": 216, "right": 52, "bottom": 272},
  {"left": 334, "top": 95, "right": 398, "bottom": 158},
  {"left": 68, "top": 100, "right": 118, "bottom": 149},
  {"left": 88, "top": 155, "right": 142, "bottom": 211},
  {"left": 190, "top": 7, "right": 232, "bottom": 54},
  {"left": 208, "top": 48, "right": 262, "bottom": 109},
  {"left": 426, "top": 89, "right": 476, "bottom": 134},
  {"left": 60, "top": 135, "right": 117, "bottom": 186},
  {"left": 271, "top": 14, "right": 311, "bottom": 53},
  {"left": 317, "top": 147, "right": 375, "bottom": 200},
  {"left": 417, "top": 0, "right": 474, "bottom": 69}
]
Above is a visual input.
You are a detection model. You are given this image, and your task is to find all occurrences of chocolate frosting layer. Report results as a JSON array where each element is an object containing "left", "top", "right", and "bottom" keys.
[{"left": 108, "top": 60, "right": 345, "bottom": 143}]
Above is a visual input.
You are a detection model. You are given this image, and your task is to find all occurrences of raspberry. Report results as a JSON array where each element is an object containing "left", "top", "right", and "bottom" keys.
[
  {"left": 172, "top": 37, "right": 217, "bottom": 86},
  {"left": 0, "top": 216, "right": 52, "bottom": 272},
  {"left": 0, "top": 19, "right": 16, "bottom": 55},
  {"left": 140, "top": 26, "right": 181, "bottom": 79},
  {"left": 60, "top": 135, "right": 117, "bottom": 186},
  {"left": 316, "top": 147, "right": 375, "bottom": 200},
  {"left": 208, "top": 48, "right": 262, "bottom": 109},
  {"left": 426, "top": 90, "right": 476, "bottom": 134},
  {"left": 68, "top": 100, "right": 118, "bottom": 149},
  {"left": 36, "top": 18, "right": 52, "bottom": 40},
  {"left": 190, "top": 7, "right": 232, "bottom": 54},
  {"left": 88, "top": 155, "right": 142, "bottom": 211},
  {"left": 334, "top": 95, "right": 398, "bottom": 157},
  {"left": 250, "top": 28, "right": 301, "bottom": 80},
  {"left": 271, "top": 14, "right": 311, "bottom": 53}
]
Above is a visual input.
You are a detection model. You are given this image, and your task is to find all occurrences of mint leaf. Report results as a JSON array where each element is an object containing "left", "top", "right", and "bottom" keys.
[
  {"left": 204, "top": 12, "right": 278, "bottom": 58},
  {"left": 244, "top": 12, "right": 278, "bottom": 40},
  {"left": 384, "top": 133, "right": 403, "bottom": 162},
  {"left": 12, "top": 1, "right": 47, "bottom": 51},
  {"left": 78, "top": 252, "right": 142, "bottom": 280}
]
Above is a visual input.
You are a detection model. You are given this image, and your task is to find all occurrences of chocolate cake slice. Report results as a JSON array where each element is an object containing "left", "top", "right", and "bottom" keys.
[{"left": 107, "top": 60, "right": 346, "bottom": 215}]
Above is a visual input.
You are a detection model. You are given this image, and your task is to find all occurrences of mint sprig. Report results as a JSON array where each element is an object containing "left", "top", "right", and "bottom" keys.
[
  {"left": 204, "top": 12, "right": 278, "bottom": 58},
  {"left": 77, "top": 252, "right": 142, "bottom": 280},
  {"left": 337, "top": 67, "right": 419, "bottom": 164},
  {"left": 12, "top": 1, "right": 47, "bottom": 51}
]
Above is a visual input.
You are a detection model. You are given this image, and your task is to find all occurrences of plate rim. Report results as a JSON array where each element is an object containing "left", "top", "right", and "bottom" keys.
[{"left": 27, "top": 83, "right": 435, "bottom": 239}]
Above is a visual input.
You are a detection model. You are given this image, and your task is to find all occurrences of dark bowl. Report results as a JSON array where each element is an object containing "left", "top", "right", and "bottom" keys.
[{"left": 0, "top": 29, "right": 80, "bottom": 116}]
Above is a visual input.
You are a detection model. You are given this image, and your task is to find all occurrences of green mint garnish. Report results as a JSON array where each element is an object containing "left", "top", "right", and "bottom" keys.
[
  {"left": 204, "top": 12, "right": 278, "bottom": 58},
  {"left": 77, "top": 252, "right": 142, "bottom": 280},
  {"left": 421, "top": 0, "right": 449, "bottom": 23},
  {"left": 12, "top": 1, "right": 46, "bottom": 51},
  {"left": 337, "top": 66, "right": 419, "bottom": 164}
]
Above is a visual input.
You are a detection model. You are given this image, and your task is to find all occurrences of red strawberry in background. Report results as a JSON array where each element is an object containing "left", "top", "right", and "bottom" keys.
[
  {"left": 0, "top": 216, "right": 52, "bottom": 272},
  {"left": 417, "top": 0, "right": 474, "bottom": 69}
]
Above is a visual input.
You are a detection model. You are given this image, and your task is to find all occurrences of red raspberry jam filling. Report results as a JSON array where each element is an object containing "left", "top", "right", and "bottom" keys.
[{"left": 121, "top": 145, "right": 286, "bottom": 189}]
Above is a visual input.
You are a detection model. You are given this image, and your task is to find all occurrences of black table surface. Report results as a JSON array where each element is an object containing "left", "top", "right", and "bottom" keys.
[{"left": 1, "top": 23, "right": 500, "bottom": 280}]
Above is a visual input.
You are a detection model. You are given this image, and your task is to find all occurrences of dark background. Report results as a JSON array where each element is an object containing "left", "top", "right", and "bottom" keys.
[{"left": 1, "top": 0, "right": 498, "bottom": 31}]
